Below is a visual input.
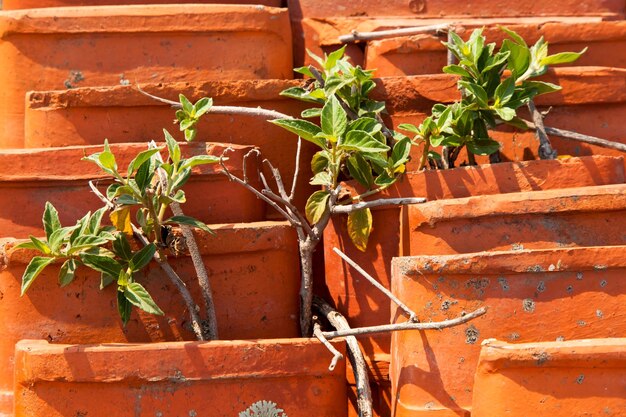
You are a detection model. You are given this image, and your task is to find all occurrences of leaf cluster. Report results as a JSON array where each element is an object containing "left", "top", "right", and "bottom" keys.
[
  {"left": 19, "top": 122, "right": 218, "bottom": 325},
  {"left": 175, "top": 94, "right": 213, "bottom": 142},
  {"left": 273, "top": 47, "right": 412, "bottom": 250},
  {"left": 401, "top": 27, "right": 585, "bottom": 162}
]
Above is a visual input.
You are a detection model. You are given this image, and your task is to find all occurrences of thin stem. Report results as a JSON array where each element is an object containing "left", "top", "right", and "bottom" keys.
[
  {"left": 528, "top": 99, "right": 557, "bottom": 160},
  {"left": 289, "top": 137, "right": 302, "bottom": 201},
  {"left": 313, "top": 321, "right": 344, "bottom": 371},
  {"left": 89, "top": 181, "right": 206, "bottom": 341},
  {"left": 136, "top": 85, "right": 292, "bottom": 120},
  {"left": 339, "top": 23, "right": 451, "bottom": 43},
  {"left": 314, "top": 297, "right": 373, "bottom": 417},
  {"left": 333, "top": 247, "right": 419, "bottom": 322},
  {"left": 331, "top": 197, "right": 427, "bottom": 214},
  {"left": 322, "top": 307, "right": 487, "bottom": 339},
  {"left": 418, "top": 139, "right": 431, "bottom": 170}
]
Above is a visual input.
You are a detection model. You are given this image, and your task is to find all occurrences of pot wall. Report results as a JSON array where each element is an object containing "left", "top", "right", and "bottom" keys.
[
  {"left": 406, "top": 183, "right": 626, "bottom": 255},
  {"left": 4, "top": 0, "right": 282, "bottom": 9},
  {"left": 14, "top": 338, "right": 347, "bottom": 417},
  {"left": 0, "top": 142, "right": 264, "bottom": 238},
  {"left": 390, "top": 246, "right": 626, "bottom": 416},
  {"left": 472, "top": 338, "right": 626, "bottom": 417},
  {"left": 0, "top": 5, "right": 292, "bottom": 148},
  {"left": 0, "top": 221, "right": 300, "bottom": 414},
  {"left": 323, "top": 155, "right": 625, "bottom": 354}
]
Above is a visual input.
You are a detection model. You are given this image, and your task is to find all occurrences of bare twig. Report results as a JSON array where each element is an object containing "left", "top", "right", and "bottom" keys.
[
  {"left": 136, "top": 85, "right": 292, "bottom": 120},
  {"left": 321, "top": 307, "right": 487, "bottom": 339},
  {"left": 517, "top": 120, "right": 626, "bottom": 153},
  {"left": 331, "top": 197, "right": 427, "bottom": 214},
  {"left": 333, "top": 247, "right": 418, "bottom": 322},
  {"left": 314, "top": 297, "right": 372, "bottom": 417},
  {"left": 528, "top": 99, "right": 557, "bottom": 160},
  {"left": 150, "top": 143, "right": 218, "bottom": 340},
  {"left": 339, "top": 23, "right": 451, "bottom": 43},
  {"left": 289, "top": 137, "right": 302, "bottom": 200},
  {"left": 88, "top": 181, "right": 206, "bottom": 341},
  {"left": 313, "top": 321, "right": 344, "bottom": 371}
]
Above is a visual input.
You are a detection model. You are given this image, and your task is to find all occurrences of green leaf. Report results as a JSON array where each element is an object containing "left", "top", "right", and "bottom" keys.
[
  {"left": 112, "top": 234, "right": 133, "bottom": 261},
  {"left": 324, "top": 75, "right": 351, "bottom": 96},
  {"left": 193, "top": 97, "right": 212, "bottom": 118},
  {"left": 541, "top": 48, "right": 587, "bottom": 66},
  {"left": 13, "top": 241, "right": 37, "bottom": 250},
  {"left": 28, "top": 236, "right": 51, "bottom": 255},
  {"left": 20, "top": 256, "right": 55, "bottom": 295},
  {"left": 134, "top": 159, "right": 154, "bottom": 194},
  {"left": 493, "top": 106, "right": 516, "bottom": 121},
  {"left": 170, "top": 189, "right": 186, "bottom": 204},
  {"left": 163, "top": 129, "right": 181, "bottom": 166},
  {"left": 129, "top": 243, "right": 156, "bottom": 272},
  {"left": 341, "top": 130, "right": 390, "bottom": 153},
  {"left": 443, "top": 64, "right": 473, "bottom": 78},
  {"left": 501, "top": 39, "right": 531, "bottom": 77},
  {"left": 184, "top": 126, "right": 197, "bottom": 142},
  {"left": 398, "top": 123, "right": 421, "bottom": 135},
  {"left": 505, "top": 116, "right": 531, "bottom": 130},
  {"left": 124, "top": 282, "right": 164, "bottom": 316},
  {"left": 325, "top": 45, "right": 346, "bottom": 70},
  {"left": 42, "top": 202, "right": 62, "bottom": 240},
  {"left": 391, "top": 136, "right": 411, "bottom": 168},
  {"left": 494, "top": 77, "right": 516, "bottom": 105},
  {"left": 305, "top": 190, "right": 330, "bottom": 224},
  {"left": 58, "top": 258, "right": 78, "bottom": 287},
  {"left": 127, "top": 148, "right": 161, "bottom": 177},
  {"left": 106, "top": 183, "right": 122, "bottom": 201},
  {"left": 293, "top": 66, "right": 314, "bottom": 78},
  {"left": 179, "top": 94, "right": 193, "bottom": 114},
  {"left": 310, "top": 171, "right": 333, "bottom": 186},
  {"left": 117, "top": 291, "right": 133, "bottom": 326},
  {"left": 467, "top": 138, "right": 501, "bottom": 155},
  {"left": 523, "top": 80, "right": 562, "bottom": 96},
  {"left": 97, "top": 144, "right": 118, "bottom": 174},
  {"left": 270, "top": 119, "right": 326, "bottom": 148},
  {"left": 348, "top": 117, "right": 381, "bottom": 134},
  {"left": 459, "top": 81, "right": 488, "bottom": 108},
  {"left": 47, "top": 226, "right": 75, "bottom": 254},
  {"left": 374, "top": 171, "right": 396, "bottom": 187},
  {"left": 311, "top": 151, "right": 330, "bottom": 174},
  {"left": 301, "top": 107, "right": 322, "bottom": 118},
  {"left": 88, "top": 207, "right": 107, "bottom": 235},
  {"left": 170, "top": 167, "right": 192, "bottom": 191},
  {"left": 116, "top": 194, "right": 140, "bottom": 206},
  {"left": 347, "top": 208, "right": 372, "bottom": 252},
  {"left": 306, "top": 49, "right": 326, "bottom": 68},
  {"left": 499, "top": 26, "right": 527, "bottom": 47},
  {"left": 346, "top": 153, "right": 374, "bottom": 188},
  {"left": 101, "top": 273, "right": 116, "bottom": 289},
  {"left": 321, "top": 96, "right": 348, "bottom": 139},
  {"left": 179, "top": 155, "right": 220, "bottom": 171},
  {"left": 165, "top": 215, "right": 214, "bottom": 234},
  {"left": 80, "top": 253, "right": 123, "bottom": 278}
]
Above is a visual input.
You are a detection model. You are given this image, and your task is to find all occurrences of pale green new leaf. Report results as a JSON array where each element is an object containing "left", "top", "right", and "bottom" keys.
[
  {"left": 321, "top": 95, "right": 348, "bottom": 139},
  {"left": 540, "top": 48, "right": 587, "bottom": 66}
]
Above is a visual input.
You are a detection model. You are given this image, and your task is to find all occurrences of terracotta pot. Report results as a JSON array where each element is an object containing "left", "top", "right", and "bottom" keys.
[
  {"left": 323, "top": 154, "right": 625, "bottom": 355},
  {"left": 289, "top": 0, "right": 624, "bottom": 20},
  {"left": 13, "top": 338, "right": 347, "bottom": 417},
  {"left": 390, "top": 246, "right": 626, "bottom": 417},
  {"left": 347, "top": 359, "right": 392, "bottom": 417},
  {"left": 4, "top": 0, "right": 281, "bottom": 9},
  {"left": 366, "top": 21, "right": 626, "bottom": 76},
  {"left": 406, "top": 183, "right": 626, "bottom": 255},
  {"left": 23, "top": 80, "right": 317, "bottom": 213},
  {"left": 0, "top": 221, "right": 300, "bottom": 414},
  {"left": 0, "top": 4, "right": 292, "bottom": 148},
  {"left": 0, "top": 142, "right": 264, "bottom": 239},
  {"left": 472, "top": 338, "right": 626, "bottom": 417}
]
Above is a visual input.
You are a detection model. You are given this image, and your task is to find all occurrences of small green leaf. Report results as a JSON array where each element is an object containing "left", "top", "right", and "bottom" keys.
[
  {"left": 348, "top": 117, "right": 381, "bottom": 134},
  {"left": 347, "top": 208, "right": 372, "bottom": 252},
  {"left": 179, "top": 155, "right": 220, "bottom": 171},
  {"left": 523, "top": 80, "right": 562, "bottom": 96},
  {"left": 540, "top": 48, "right": 587, "bottom": 66},
  {"left": 374, "top": 171, "right": 397, "bottom": 187},
  {"left": 165, "top": 215, "right": 214, "bottom": 234},
  {"left": 193, "top": 97, "right": 212, "bottom": 117},
  {"left": 28, "top": 236, "right": 51, "bottom": 255},
  {"left": 311, "top": 150, "right": 330, "bottom": 174},
  {"left": 163, "top": 129, "right": 181, "bottom": 165},
  {"left": 101, "top": 273, "right": 116, "bottom": 289},
  {"left": 13, "top": 241, "right": 37, "bottom": 250},
  {"left": 494, "top": 77, "right": 516, "bottom": 105},
  {"left": 305, "top": 190, "right": 330, "bottom": 224},
  {"left": 398, "top": 123, "right": 421, "bottom": 135},
  {"left": 88, "top": 207, "right": 107, "bottom": 235},
  {"left": 321, "top": 95, "right": 348, "bottom": 139},
  {"left": 184, "top": 127, "right": 197, "bottom": 142},
  {"left": 21, "top": 256, "right": 55, "bottom": 295},
  {"left": 293, "top": 66, "right": 314, "bottom": 78},
  {"left": 58, "top": 258, "right": 77, "bottom": 287},
  {"left": 341, "top": 130, "right": 390, "bottom": 153},
  {"left": 459, "top": 81, "right": 488, "bottom": 108},
  {"left": 443, "top": 65, "right": 473, "bottom": 78},
  {"left": 270, "top": 119, "right": 326, "bottom": 148},
  {"left": 391, "top": 136, "right": 412, "bottom": 168},
  {"left": 280, "top": 87, "right": 323, "bottom": 104},
  {"left": 346, "top": 153, "right": 374, "bottom": 188},
  {"left": 501, "top": 39, "right": 531, "bottom": 77},
  {"left": 124, "top": 282, "right": 164, "bottom": 316},
  {"left": 499, "top": 26, "right": 527, "bottom": 47},
  {"left": 170, "top": 168, "right": 192, "bottom": 191},
  {"left": 179, "top": 94, "right": 193, "bottom": 114},
  {"left": 112, "top": 234, "right": 133, "bottom": 261},
  {"left": 80, "top": 253, "right": 123, "bottom": 278},
  {"left": 493, "top": 106, "right": 516, "bottom": 121},
  {"left": 42, "top": 202, "right": 62, "bottom": 240},
  {"left": 310, "top": 171, "right": 333, "bottom": 186},
  {"left": 47, "top": 226, "right": 75, "bottom": 254},
  {"left": 117, "top": 291, "right": 133, "bottom": 326},
  {"left": 127, "top": 148, "right": 161, "bottom": 177},
  {"left": 301, "top": 108, "right": 322, "bottom": 118},
  {"left": 129, "top": 243, "right": 156, "bottom": 272},
  {"left": 325, "top": 45, "right": 346, "bottom": 70}
]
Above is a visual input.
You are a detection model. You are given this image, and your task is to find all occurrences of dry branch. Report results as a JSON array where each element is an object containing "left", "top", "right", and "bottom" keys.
[
  {"left": 339, "top": 23, "right": 451, "bottom": 43},
  {"left": 331, "top": 197, "right": 427, "bottom": 214}
]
